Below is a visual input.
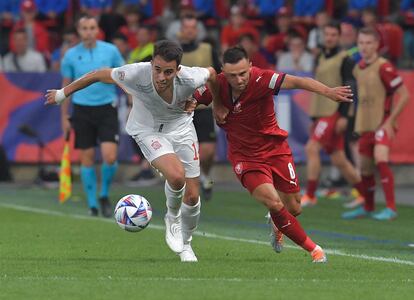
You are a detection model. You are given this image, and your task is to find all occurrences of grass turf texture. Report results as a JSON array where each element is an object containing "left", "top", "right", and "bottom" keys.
[{"left": 0, "top": 184, "right": 413, "bottom": 300}]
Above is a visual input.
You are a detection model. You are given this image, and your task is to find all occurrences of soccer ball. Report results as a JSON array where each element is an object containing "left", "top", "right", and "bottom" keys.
[{"left": 114, "top": 194, "right": 152, "bottom": 232}]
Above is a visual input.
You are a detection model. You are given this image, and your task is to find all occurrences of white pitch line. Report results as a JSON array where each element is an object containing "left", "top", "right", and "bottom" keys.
[
  {"left": 1, "top": 203, "right": 414, "bottom": 267},
  {"left": 2, "top": 275, "right": 413, "bottom": 283}
]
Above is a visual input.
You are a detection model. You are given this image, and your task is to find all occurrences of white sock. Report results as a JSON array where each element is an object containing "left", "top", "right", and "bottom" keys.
[
  {"left": 181, "top": 198, "right": 201, "bottom": 244},
  {"left": 165, "top": 181, "right": 185, "bottom": 217}
]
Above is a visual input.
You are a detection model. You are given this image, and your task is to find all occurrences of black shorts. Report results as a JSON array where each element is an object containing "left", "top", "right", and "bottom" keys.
[
  {"left": 71, "top": 103, "right": 119, "bottom": 149},
  {"left": 193, "top": 108, "right": 216, "bottom": 143}
]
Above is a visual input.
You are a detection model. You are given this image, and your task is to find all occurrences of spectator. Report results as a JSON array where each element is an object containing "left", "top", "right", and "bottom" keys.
[
  {"left": 277, "top": 33, "right": 313, "bottom": 72},
  {"left": 348, "top": 0, "right": 378, "bottom": 13},
  {"left": 340, "top": 22, "right": 362, "bottom": 63},
  {"left": 221, "top": 5, "right": 259, "bottom": 52},
  {"left": 51, "top": 27, "right": 79, "bottom": 71},
  {"left": 0, "top": 1, "right": 20, "bottom": 21},
  {"left": 111, "top": 32, "right": 130, "bottom": 62},
  {"left": 9, "top": 0, "right": 50, "bottom": 58},
  {"left": 165, "top": 1, "right": 207, "bottom": 43},
  {"left": 263, "top": 7, "right": 306, "bottom": 57},
  {"left": 128, "top": 26, "right": 154, "bottom": 63},
  {"left": 307, "top": 11, "right": 331, "bottom": 57},
  {"left": 3, "top": 28, "right": 47, "bottom": 72},
  {"left": 123, "top": 0, "right": 154, "bottom": 19},
  {"left": 35, "top": 0, "right": 68, "bottom": 32},
  {"left": 239, "top": 33, "right": 271, "bottom": 69},
  {"left": 119, "top": 8, "right": 141, "bottom": 49}
]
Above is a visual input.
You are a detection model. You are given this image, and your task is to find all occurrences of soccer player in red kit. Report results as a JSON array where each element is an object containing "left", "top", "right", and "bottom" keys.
[
  {"left": 195, "top": 47, "right": 353, "bottom": 262},
  {"left": 342, "top": 28, "right": 409, "bottom": 221}
]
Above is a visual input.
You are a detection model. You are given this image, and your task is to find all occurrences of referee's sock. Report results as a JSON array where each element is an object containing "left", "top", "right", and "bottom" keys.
[
  {"left": 100, "top": 162, "right": 118, "bottom": 198},
  {"left": 80, "top": 166, "right": 97, "bottom": 208}
]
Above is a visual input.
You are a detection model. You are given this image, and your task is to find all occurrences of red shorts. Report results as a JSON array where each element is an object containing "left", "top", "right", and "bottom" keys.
[
  {"left": 358, "top": 129, "right": 392, "bottom": 158},
  {"left": 310, "top": 113, "right": 344, "bottom": 154},
  {"left": 232, "top": 154, "right": 300, "bottom": 194}
]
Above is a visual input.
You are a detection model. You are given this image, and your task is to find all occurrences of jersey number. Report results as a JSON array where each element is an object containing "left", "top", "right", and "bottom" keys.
[
  {"left": 192, "top": 142, "right": 199, "bottom": 161},
  {"left": 288, "top": 162, "right": 296, "bottom": 180}
]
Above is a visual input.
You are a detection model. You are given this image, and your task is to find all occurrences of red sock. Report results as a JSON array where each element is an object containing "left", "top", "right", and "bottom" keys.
[
  {"left": 353, "top": 181, "right": 365, "bottom": 197},
  {"left": 362, "top": 175, "right": 376, "bottom": 212},
  {"left": 306, "top": 180, "right": 318, "bottom": 198},
  {"left": 377, "top": 162, "right": 396, "bottom": 211},
  {"left": 270, "top": 207, "right": 316, "bottom": 252}
]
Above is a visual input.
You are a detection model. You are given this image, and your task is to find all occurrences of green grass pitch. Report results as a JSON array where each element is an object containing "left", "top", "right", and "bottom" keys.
[{"left": 0, "top": 184, "right": 413, "bottom": 300}]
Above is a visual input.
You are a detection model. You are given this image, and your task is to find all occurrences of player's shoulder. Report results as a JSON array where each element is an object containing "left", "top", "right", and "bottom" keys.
[
  {"left": 177, "top": 65, "right": 207, "bottom": 84},
  {"left": 378, "top": 57, "right": 396, "bottom": 71}
]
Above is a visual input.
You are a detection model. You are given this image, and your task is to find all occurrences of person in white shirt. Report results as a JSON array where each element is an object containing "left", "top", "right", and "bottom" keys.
[
  {"left": 45, "top": 40, "right": 219, "bottom": 263},
  {"left": 277, "top": 33, "right": 314, "bottom": 73},
  {"left": 3, "top": 28, "right": 46, "bottom": 72}
]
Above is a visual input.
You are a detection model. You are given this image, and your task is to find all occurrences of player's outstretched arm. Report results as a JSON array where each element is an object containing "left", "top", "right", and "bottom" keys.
[
  {"left": 281, "top": 74, "right": 353, "bottom": 103},
  {"left": 206, "top": 67, "right": 228, "bottom": 124},
  {"left": 44, "top": 68, "right": 116, "bottom": 105}
]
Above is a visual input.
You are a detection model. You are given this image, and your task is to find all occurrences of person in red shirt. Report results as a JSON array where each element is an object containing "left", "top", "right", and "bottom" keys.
[
  {"left": 195, "top": 47, "right": 352, "bottom": 262},
  {"left": 342, "top": 28, "right": 410, "bottom": 221}
]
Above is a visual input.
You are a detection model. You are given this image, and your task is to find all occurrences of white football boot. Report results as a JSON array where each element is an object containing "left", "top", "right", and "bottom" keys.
[
  {"left": 164, "top": 213, "right": 184, "bottom": 253},
  {"left": 179, "top": 243, "right": 198, "bottom": 262}
]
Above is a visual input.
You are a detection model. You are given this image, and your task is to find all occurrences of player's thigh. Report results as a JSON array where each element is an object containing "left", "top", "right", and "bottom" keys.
[
  {"left": 249, "top": 180, "right": 284, "bottom": 211},
  {"left": 270, "top": 154, "right": 300, "bottom": 194},
  {"left": 172, "top": 126, "right": 201, "bottom": 179},
  {"left": 72, "top": 104, "right": 98, "bottom": 149},
  {"left": 152, "top": 153, "right": 185, "bottom": 187},
  {"left": 183, "top": 177, "right": 200, "bottom": 205},
  {"left": 374, "top": 144, "right": 390, "bottom": 163},
  {"left": 135, "top": 135, "right": 184, "bottom": 185}
]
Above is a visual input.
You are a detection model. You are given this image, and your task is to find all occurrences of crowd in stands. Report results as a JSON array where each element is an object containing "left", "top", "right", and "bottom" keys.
[{"left": 1, "top": 0, "right": 414, "bottom": 72}]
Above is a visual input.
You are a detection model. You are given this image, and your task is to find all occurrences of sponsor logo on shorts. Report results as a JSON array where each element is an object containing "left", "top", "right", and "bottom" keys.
[
  {"left": 234, "top": 162, "right": 243, "bottom": 175},
  {"left": 151, "top": 140, "right": 162, "bottom": 150}
]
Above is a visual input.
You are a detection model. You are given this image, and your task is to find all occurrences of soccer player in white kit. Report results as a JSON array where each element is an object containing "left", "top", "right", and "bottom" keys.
[{"left": 45, "top": 40, "right": 219, "bottom": 262}]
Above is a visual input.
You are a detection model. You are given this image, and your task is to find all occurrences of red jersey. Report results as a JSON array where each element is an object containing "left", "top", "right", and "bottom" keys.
[{"left": 195, "top": 67, "right": 290, "bottom": 163}]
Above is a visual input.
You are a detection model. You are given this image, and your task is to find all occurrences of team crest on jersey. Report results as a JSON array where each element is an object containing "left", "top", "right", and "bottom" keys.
[
  {"left": 118, "top": 71, "right": 125, "bottom": 81},
  {"left": 234, "top": 162, "right": 243, "bottom": 175},
  {"left": 233, "top": 101, "right": 242, "bottom": 113},
  {"left": 151, "top": 140, "right": 162, "bottom": 150}
]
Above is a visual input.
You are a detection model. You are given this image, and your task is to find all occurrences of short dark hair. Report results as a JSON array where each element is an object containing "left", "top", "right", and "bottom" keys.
[
  {"left": 153, "top": 40, "right": 183, "bottom": 66},
  {"left": 75, "top": 14, "right": 97, "bottom": 28},
  {"left": 223, "top": 46, "right": 248, "bottom": 64},
  {"left": 324, "top": 21, "right": 341, "bottom": 34},
  {"left": 358, "top": 27, "right": 380, "bottom": 40}
]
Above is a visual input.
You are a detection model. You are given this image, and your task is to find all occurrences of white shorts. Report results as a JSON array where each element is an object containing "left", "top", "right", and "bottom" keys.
[{"left": 133, "top": 125, "right": 200, "bottom": 178}]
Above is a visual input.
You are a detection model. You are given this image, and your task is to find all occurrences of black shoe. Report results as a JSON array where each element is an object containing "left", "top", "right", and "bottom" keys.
[
  {"left": 99, "top": 196, "right": 113, "bottom": 218},
  {"left": 201, "top": 180, "right": 213, "bottom": 201},
  {"left": 89, "top": 207, "right": 99, "bottom": 217},
  {"left": 126, "top": 169, "right": 159, "bottom": 187}
]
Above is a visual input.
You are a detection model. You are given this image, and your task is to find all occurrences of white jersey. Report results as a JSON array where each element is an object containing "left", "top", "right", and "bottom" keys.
[{"left": 111, "top": 62, "right": 210, "bottom": 136}]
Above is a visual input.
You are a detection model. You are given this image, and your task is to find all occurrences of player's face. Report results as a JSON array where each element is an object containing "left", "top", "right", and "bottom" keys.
[
  {"left": 222, "top": 58, "right": 251, "bottom": 92},
  {"left": 357, "top": 33, "right": 379, "bottom": 61},
  {"left": 77, "top": 18, "right": 99, "bottom": 44},
  {"left": 151, "top": 55, "right": 180, "bottom": 92},
  {"left": 323, "top": 27, "right": 340, "bottom": 49}
]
